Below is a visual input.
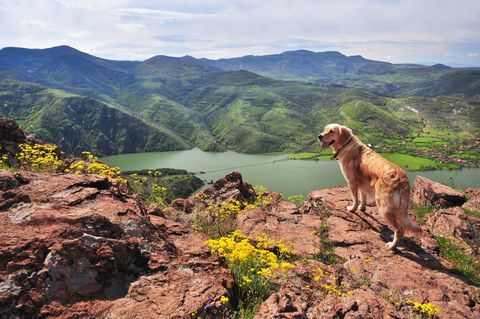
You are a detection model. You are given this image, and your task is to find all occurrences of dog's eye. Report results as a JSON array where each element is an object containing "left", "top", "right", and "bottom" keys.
[{"left": 329, "top": 129, "right": 334, "bottom": 133}]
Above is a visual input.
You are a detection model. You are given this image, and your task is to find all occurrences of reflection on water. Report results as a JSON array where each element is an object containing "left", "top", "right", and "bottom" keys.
[{"left": 102, "top": 148, "right": 480, "bottom": 197}]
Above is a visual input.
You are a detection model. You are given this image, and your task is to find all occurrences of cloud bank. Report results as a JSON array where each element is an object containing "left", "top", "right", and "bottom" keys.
[{"left": 0, "top": 0, "right": 479, "bottom": 66}]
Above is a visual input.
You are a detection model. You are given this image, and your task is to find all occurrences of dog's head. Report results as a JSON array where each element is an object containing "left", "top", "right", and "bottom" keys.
[{"left": 318, "top": 123, "right": 353, "bottom": 149}]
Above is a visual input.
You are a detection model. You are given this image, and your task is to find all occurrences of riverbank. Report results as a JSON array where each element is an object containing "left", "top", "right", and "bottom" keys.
[
  {"left": 102, "top": 148, "right": 480, "bottom": 197},
  {"left": 289, "top": 151, "right": 469, "bottom": 171}
]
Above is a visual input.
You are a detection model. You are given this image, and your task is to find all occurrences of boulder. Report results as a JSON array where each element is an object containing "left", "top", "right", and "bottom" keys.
[
  {"left": 425, "top": 207, "right": 480, "bottom": 255},
  {"left": 463, "top": 188, "right": 480, "bottom": 213},
  {"left": 411, "top": 176, "right": 466, "bottom": 207},
  {"left": 0, "top": 117, "right": 26, "bottom": 145},
  {"left": 236, "top": 194, "right": 324, "bottom": 256},
  {"left": 0, "top": 171, "right": 232, "bottom": 318}
]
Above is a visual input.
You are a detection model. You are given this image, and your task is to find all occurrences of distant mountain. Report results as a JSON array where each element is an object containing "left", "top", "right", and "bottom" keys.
[
  {"left": 0, "top": 45, "right": 478, "bottom": 156},
  {"left": 0, "top": 45, "right": 137, "bottom": 96},
  {"left": 202, "top": 50, "right": 398, "bottom": 80},
  {"left": 135, "top": 55, "right": 218, "bottom": 78},
  {"left": 409, "top": 69, "right": 480, "bottom": 97}
]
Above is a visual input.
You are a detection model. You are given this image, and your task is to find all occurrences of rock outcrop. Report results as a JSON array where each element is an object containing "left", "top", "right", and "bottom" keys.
[
  {"left": 168, "top": 175, "right": 480, "bottom": 319},
  {"left": 250, "top": 187, "right": 478, "bottom": 319},
  {"left": 0, "top": 171, "right": 232, "bottom": 318},
  {"left": 2, "top": 167, "right": 479, "bottom": 318},
  {"left": 412, "top": 175, "right": 466, "bottom": 207},
  {"left": 464, "top": 187, "right": 480, "bottom": 213}
]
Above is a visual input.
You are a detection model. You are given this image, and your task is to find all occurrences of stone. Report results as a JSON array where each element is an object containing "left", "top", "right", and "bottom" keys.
[
  {"left": 0, "top": 171, "right": 233, "bottom": 318},
  {"left": 463, "top": 188, "right": 480, "bottom": 213},
  {"left": 412, "top": 176, "right": 466, "bottom": 207}
]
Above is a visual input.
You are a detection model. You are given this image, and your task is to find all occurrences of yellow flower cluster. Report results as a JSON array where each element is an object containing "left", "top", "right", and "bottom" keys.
[
  {"left": 0, "top": 151, "right": 8, "bottom": 167},
  {"left": 405, "top": 300, "right": 441, "bottom": 319},
  {"left": 16, "top": 143, "right": 65, "bottom": 173},
  {"left": 244, "top": 185, "right": 273, "bottom": 210},
  {"left": 321, "top": 284, "right": 346, "bottom": 297},
  {"left": 193, "top": 199, "right": 248, "bottom": 238},
  {"left": 67, "top": 151, "right": 126, "bottom": 185},
  {"left": 206, "top": 230, "right": 294, "bottom": 282},
  {"left": 206, "top": 230, "right": 294, "bottom": 314},
  {"left": 220, "top": 295, "right": 229, "bottom": 304},
  {"left": 255, "top": 233, "right": 294, "bottom": 258},
  {"left": 208, "top": 199, "right": 245, "bottom": 221}
]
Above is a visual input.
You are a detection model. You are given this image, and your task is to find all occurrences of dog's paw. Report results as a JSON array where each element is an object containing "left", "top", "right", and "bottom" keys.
[
  {"left": 347, "top": 205, "right": 358, "bottom": 212},
  {"left": 386, "top": 242, "right": 397, "bottom": 250}
]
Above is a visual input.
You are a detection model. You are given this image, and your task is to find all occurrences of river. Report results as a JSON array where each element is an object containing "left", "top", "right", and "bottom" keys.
[{"left": 102, "top": 148, "right": 480, "bottom": 197}]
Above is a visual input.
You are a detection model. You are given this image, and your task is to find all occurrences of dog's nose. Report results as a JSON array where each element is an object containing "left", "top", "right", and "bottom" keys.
[{"left": 317, "top": 134, "right": 323, "bottom": 141}]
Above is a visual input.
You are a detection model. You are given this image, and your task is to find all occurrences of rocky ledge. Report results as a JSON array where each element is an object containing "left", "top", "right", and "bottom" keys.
[
  {"left": 1, "top": 170, "right": 479, "bottom": 318},
  {"left": 0, "top": 171, "right": 232, "bottom": 318}
]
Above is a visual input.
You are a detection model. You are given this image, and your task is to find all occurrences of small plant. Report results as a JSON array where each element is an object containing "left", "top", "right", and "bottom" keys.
[
  {"left": 436, "top": 235, "right": 480, "bottom": 284},
  {"left": 405, "top": 300, "right": 441, "bottom": 319},
  {"left": 67, "top": 151, "right": 127, "bottom": 185},
  {"left": 312, "top": 216, "right": 345, "bottom": 265},
  {"left": 287, "top": 194, "right": 304, "bottom": 207},
  {"left": 411, "top": 204, "right": 435, "bottom": 224},
  {"left": 16, "top": 143, "right": 65, "bottom": 173},
  {"left": 309, "top": 267, "right": 351, "bottom": 297},
  {"left": 205, "top": 231, "right": 294, "bottom": 318},
  {"left": 0, "top": 147, "right": 9, "bottom": 169},
  {"left": 245, "top": 185, "right": 273, "bottom": 210},
  {"left": 448, "top": 175, "right": 455, "bottom": 188},
  {"left": 128, "top": 171, "right": 170, "bottom": 207},
  {"left": 462, "top": 207, "right": 480, "bottom": 218},
  {"left": 148, "top": 184, "right": 169, "bottom": 206},
  {"left": 193, "top": 185, "right": 273, "bottom": 238},
  {"left": 193, "top": 199, "right": 247, "bottom": 238}
]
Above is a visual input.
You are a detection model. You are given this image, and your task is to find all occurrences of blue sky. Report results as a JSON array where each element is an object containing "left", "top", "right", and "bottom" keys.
[{"left": 0, "top": 0, "right": 479, "bottom": 66}]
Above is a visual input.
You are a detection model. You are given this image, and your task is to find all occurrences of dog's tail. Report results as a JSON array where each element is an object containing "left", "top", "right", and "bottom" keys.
[{"left": 402, "top": 215, "right": 423, "bottom": 235}]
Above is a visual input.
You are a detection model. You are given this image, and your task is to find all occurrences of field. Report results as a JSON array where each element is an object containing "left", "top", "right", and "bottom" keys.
[{"left": 290, "top": 151, "right": 462, "bottom": 171}]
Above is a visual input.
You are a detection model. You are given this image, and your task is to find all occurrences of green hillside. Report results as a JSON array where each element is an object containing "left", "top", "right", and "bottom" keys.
[
  {"left": 0, "top": 81, "right": 188, "bottom": 156},
  {"left": 0, "top": 46, "right": 478, "bottom": 167}
]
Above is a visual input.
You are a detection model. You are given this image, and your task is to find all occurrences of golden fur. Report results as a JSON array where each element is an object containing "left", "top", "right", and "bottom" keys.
[{"left": 318, "top": 123, "right": 421, "bottom": 249}]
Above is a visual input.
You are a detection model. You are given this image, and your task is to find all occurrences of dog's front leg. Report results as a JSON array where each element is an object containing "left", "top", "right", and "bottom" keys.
[{"left": 347, "top": 183, "right": 359, "bottom": 212}]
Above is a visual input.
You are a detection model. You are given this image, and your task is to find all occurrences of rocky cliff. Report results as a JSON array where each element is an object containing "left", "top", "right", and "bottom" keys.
[{"left": 1, "top": 168, "right": 479, "bottom": 318}]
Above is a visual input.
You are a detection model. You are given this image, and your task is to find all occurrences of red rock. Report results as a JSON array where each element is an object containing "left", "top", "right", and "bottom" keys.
[
  {"left": 236, "top": 201, "right": 324, "bottom": 255},
  {"left": 0, "top": 171, "right": 233, "bottom": 318},
  {"left": 411, "top": 176, "right": 465, "bottom": 207},
  {"left": 2, "top": 169, "right": 479, "bottom": 318},
  {"left": 463, "top": 188, "right": 480, "bottom": 213},
  {"left": 425, "top": 207, "right": 480, "bottom": 254}
]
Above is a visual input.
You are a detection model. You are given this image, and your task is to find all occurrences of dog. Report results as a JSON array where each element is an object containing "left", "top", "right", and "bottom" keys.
[{"left": 318, "top": 123, "right": 421, "bottom": 249}]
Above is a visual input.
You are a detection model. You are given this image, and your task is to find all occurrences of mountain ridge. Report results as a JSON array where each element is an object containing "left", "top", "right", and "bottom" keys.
[{"left": 0, "top": 45, "right": 478, "bottom": 163}]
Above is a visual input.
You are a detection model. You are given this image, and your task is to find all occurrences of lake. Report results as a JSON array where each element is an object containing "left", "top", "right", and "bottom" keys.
[{"left": 102, "top": 148, "right": 480, "bottom": 197}]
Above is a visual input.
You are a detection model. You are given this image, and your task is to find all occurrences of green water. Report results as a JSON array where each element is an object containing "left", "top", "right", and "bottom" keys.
[{"left": 102, "top": 148, "right": 480, "bottom": 197}]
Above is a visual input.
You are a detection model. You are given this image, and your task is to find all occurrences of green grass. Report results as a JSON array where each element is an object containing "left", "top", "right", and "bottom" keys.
[
  {"left": 289, "top": 152, "right": 332, "bottom": 160},
  {"left": 462, "top": 207, "right": 480, "bottom": 218},
  {"left": 380, "top": 153, "right": 441, "bottom": 171},
  {"left": 436, "top": 235, "right": 480, "bottom": 285},
  {"left": 290, "top": 151, "right": 445, "bottom": 171},
  {"left": 411, "top": 204, "right": 435, "bottom": 224}
]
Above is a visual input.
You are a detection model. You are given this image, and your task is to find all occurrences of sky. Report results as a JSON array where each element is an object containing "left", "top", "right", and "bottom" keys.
[{"left": 0, "top": 0, "right": 479, "bottom": 66}]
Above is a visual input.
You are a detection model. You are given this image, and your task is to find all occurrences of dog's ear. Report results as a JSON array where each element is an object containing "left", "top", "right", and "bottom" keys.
[{"left": 338, "top": 126, "right": 353, "bottom": 144}]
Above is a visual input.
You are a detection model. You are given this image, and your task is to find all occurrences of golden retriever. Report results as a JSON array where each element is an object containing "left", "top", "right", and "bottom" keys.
[{"left": 318, "top": 123, "right": 421, "bottom": 249}]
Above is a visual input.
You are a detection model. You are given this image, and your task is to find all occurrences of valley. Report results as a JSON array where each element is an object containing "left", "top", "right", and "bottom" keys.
[{"left": 0, "top": 45, "right": 478, "bottom": 168}]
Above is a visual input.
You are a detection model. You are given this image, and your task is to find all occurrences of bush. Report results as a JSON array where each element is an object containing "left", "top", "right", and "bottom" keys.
[
  {"left": 206, "top": 231, "right": 294, "bottom": 317},
  {"left": 17, "top": 143, "right": 65, "bottom": 173}
]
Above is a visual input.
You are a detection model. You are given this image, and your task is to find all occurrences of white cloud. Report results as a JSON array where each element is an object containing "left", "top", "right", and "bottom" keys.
[
  {"left": 114, "top": 23, "right": 146, "bottom": 32},
  {"left": 0, "top": 0, "right": 479, "bottom": 66}
]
